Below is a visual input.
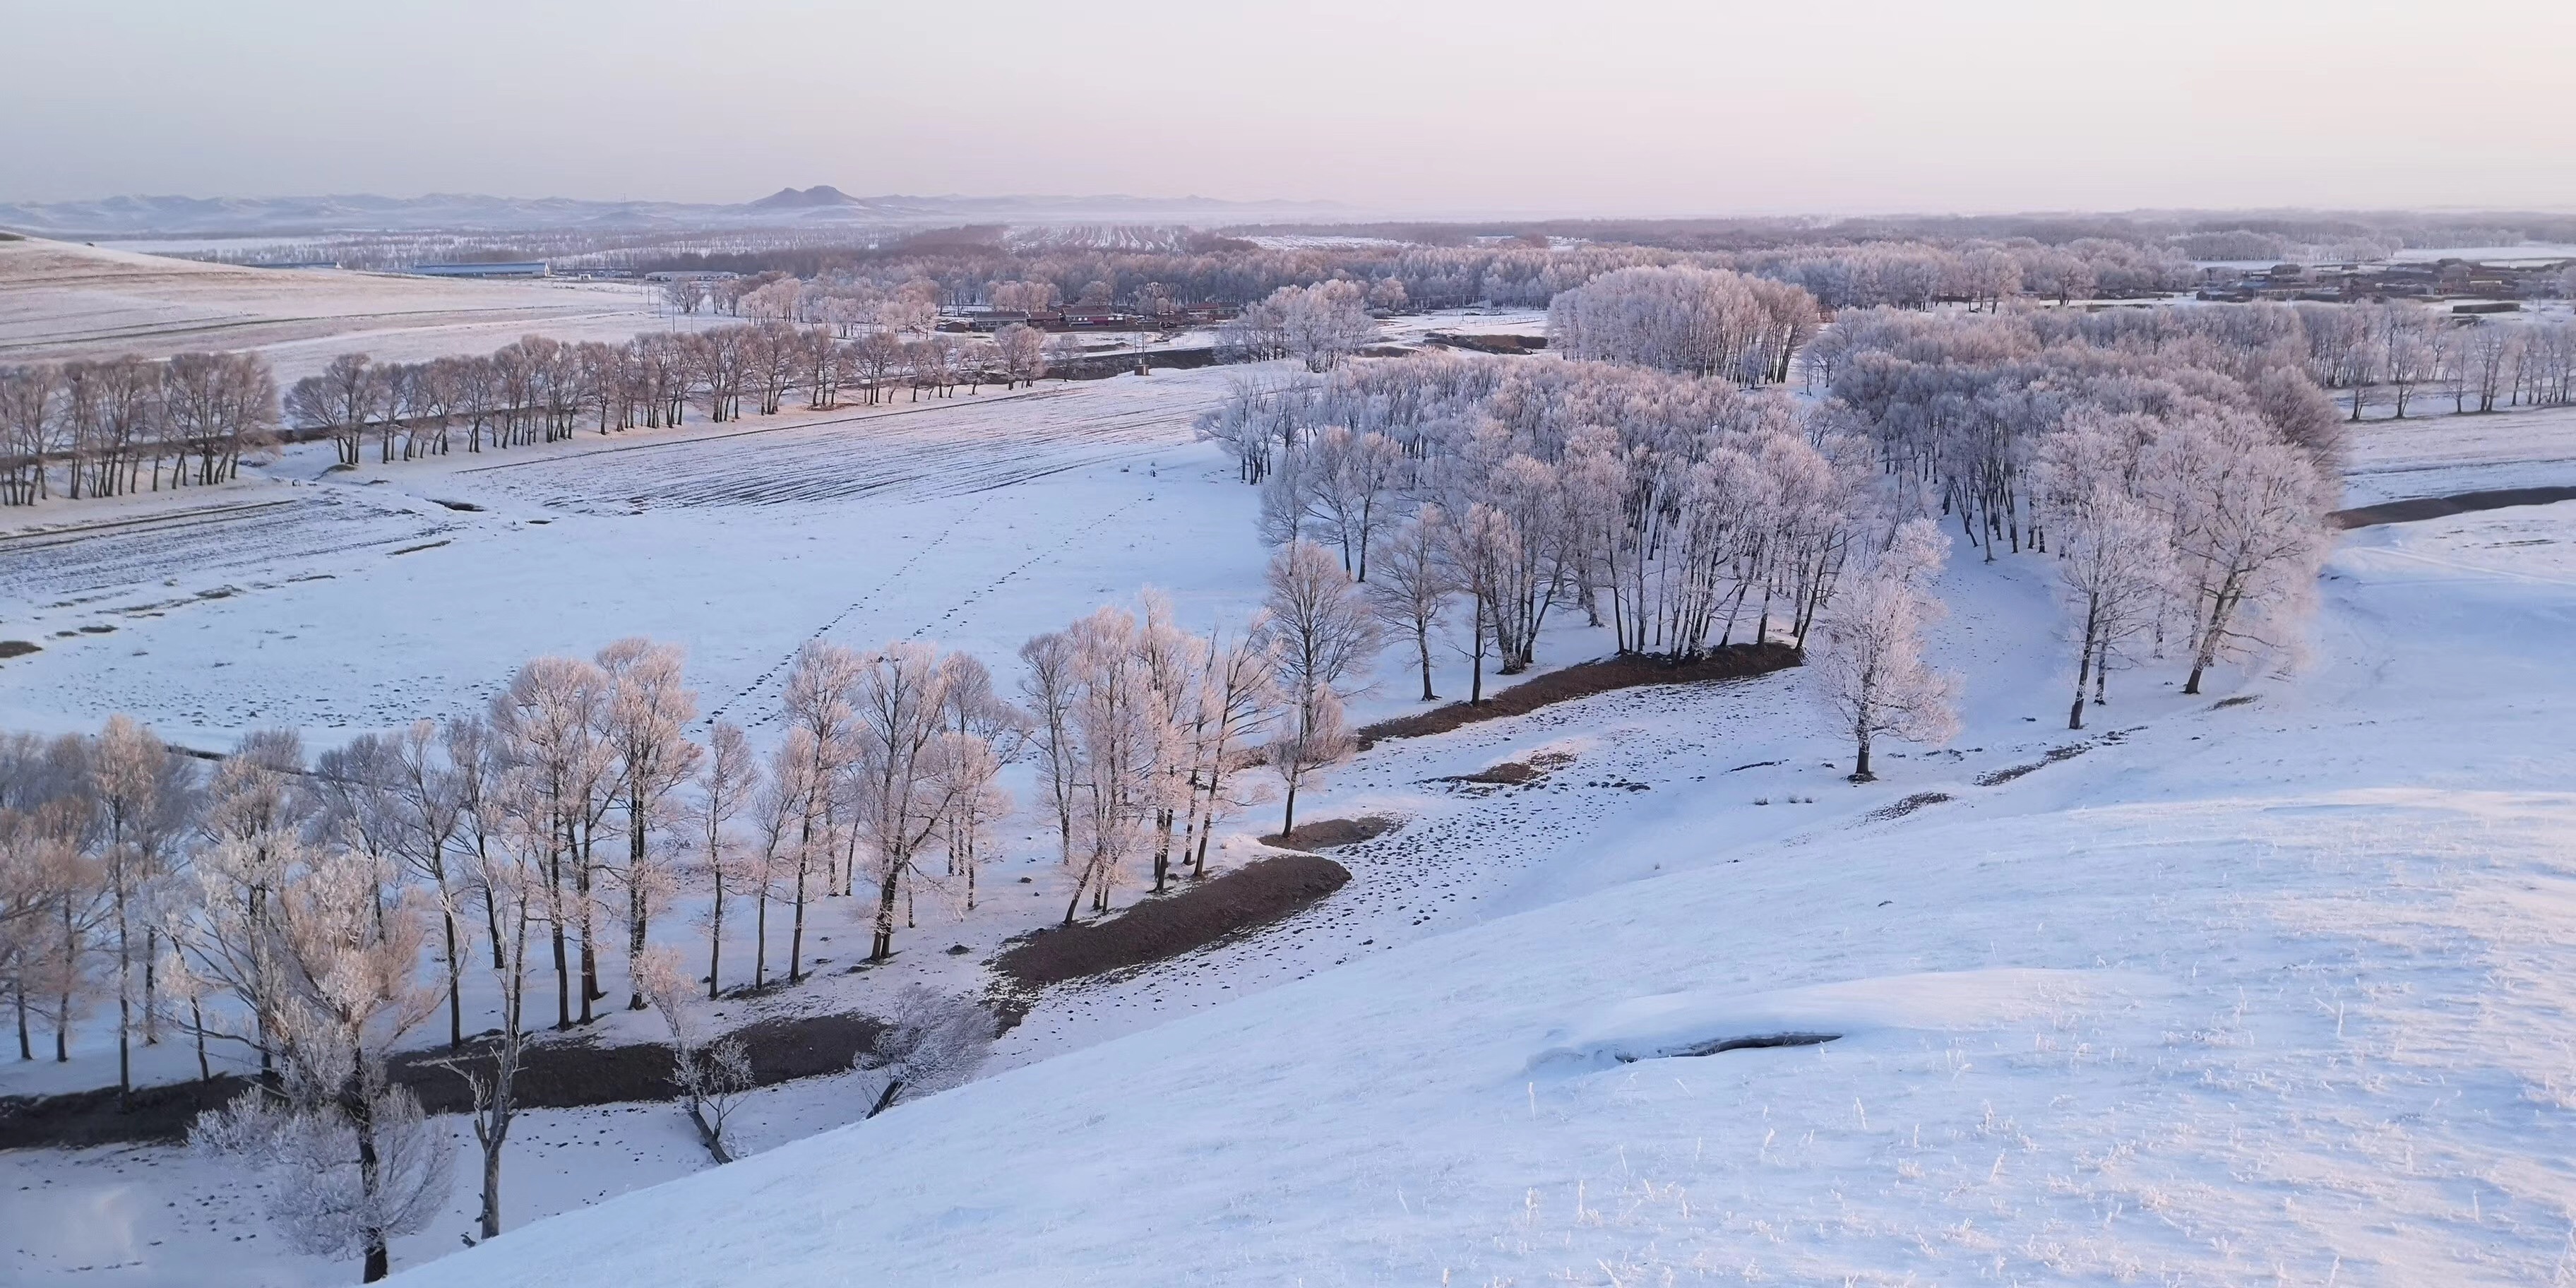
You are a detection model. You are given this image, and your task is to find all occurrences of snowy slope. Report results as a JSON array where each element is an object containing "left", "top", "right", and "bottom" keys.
[{"left": 369, "top": 505, "right": 2576, "bottom": 1285}]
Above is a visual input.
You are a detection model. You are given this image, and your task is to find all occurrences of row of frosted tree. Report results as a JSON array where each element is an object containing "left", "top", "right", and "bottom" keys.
[
  {"left": 282, "top": 321, "right": 1074, "bottom": 467},
  {"left": 640, "top": 232, "right": 2210, "bottom": 330},
  {"left": 1805, "top": 299, "right": 2576, "bottom": 421},
  {"left": 0, "top": 352, "right": 275, "bottom": 506},
  {"left": 0, "top": 320, "right": 1077, "bottom": 506}
]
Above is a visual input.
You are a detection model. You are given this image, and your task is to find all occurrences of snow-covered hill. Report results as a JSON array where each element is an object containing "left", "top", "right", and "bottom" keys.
[{"left": 378, "top": 501, "right": 2576, "bottom": 1284}]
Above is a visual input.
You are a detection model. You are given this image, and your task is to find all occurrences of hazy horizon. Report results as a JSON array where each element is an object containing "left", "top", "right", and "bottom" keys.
[{"left": 11, "top": 0, "right": 2576, "bottom": 217}]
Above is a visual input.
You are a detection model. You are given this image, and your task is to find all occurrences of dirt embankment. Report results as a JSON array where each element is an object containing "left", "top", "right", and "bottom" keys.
[
  {"left": 993, "top": 854, "right": 1351, "bottom": 991},
  {"left": 0, "top": 1012, "right": 881, "bottom": 1152},
  {"left": 2334, "top": 484, "right": 2576, "bottom": 528},
  {"left": 1258, "top": 815, "right": 1400, "bottom": 849},
  {"left": 1358, "top": 643, "right": 1800, "bottom": 746}
]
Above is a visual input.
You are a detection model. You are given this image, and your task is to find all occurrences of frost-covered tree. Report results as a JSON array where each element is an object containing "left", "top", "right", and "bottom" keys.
[
  {"left": 861, "top": 985, "right": 993, "bottom": 1119},
  {"left": 1260, "top": 540, "right": 1383, "bottom": 737},
  {"left": 1180, "top": 623, "right": 1281, "bottom": 878},
  {"left": 595, "top": 638, "right": 701, "bottom": 1010},
  {"left": 1366, "top": 506, "right": 1455, "bottom": 701},
  {"left": 1017, "top": 630, "right": 1083, "bottom": 873},
  {"left": 638, "top": 948, "right": 753, "bottom": 1164},
  {"left": 489, "top": 656, "right": 611, "bottom": 1028},
  {"left": 994, "top": 323, "right": 1049, "bottom": 388},
  {"left": 189, "top": 841, "right": 450, "bottom": 1282},
  {"left": 1063, "top": 607, "right": 1159, "bottom": 919},
  {"left": 778, "top": 643, "right": 861, "bottom": 979},
  {"left": 2036, "top": 424, "right": 2176, "bottom": 728},
  {"left": 848, "top": 642, "right": 974, "bottom": 961},
  {"left": 1813, "top": 525, "right": 1960, "bottom": 782},
  {"left": 90, "top": 713, "right": 190, "bottom": 1094},
  {"left": 691, "top": 720, "right": 757, "bottom": 999},
  {"left": 427, "top": 799, "right": 547, "bottom": 1244},
  {"left": 384, "top": 720, "right": 466, "bottom": 1047},
  {"left": 2146, "top": 415, "right": 2331, "bottom": 695}
]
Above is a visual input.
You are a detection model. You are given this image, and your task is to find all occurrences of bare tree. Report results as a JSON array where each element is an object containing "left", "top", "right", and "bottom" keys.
[{"left": 1366, "top": 506, "right": 1455, "bottom": 701}]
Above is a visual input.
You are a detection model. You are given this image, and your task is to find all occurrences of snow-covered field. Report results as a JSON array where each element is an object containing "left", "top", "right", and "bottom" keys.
[
  {"left": 2342, "top": 402, "right": 2576, "bottom": 506},
  {"left": 0, "top": 237, "right": 692, "bottom": 385},
  {"left": 9, "top": 335, "right": 2576, "bottom": 1284},
  {"left": 0, "top": 367, "right": 1283, "bottom": 747}
]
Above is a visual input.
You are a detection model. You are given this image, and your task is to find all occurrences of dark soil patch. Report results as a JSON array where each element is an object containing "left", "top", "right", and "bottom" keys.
[
  {"left": 1864, "top": 791, "right": 1952, "bottom": 822},
  {"left": 2210, "top": 694, "right": 2258, "bottom": 710},
  {"left": 1426, "top": 332, "right": 1548, "bottom": 354},
  {"left": 1259, "top": 815, "right": 1400, "bottom": 849},
  {"left": 1431, "top": 751, "right": 1578, "bottom": 793},
  {"left": 0, "top": 640, "right": 39, "bottom": 660},
  {"left": 2334, "top": 484, "right": 2576, "bottom": 529},
  {"left": 1974, "top": 744, "right": 2092, "bottom": 787},
  {"left": 430, "top": 499, "right": 484, "bottom": 512},
  {"left": 0, "top": 1013, "right": 881, "bottom": 1151},
  {"left": 993, "top": 854, "right": 1351, "bottom": 991},
  {"left": 1635, "top": 1032, "right": 1840, "bottom": 1062},
  {"left": 1359, "top": 643, "right": 1799, "bottom": 746}
]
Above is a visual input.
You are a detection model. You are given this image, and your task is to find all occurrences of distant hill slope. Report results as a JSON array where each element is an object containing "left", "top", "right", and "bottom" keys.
[{"left": 0, "top": 190, "right": 1344, "bottom": 237}]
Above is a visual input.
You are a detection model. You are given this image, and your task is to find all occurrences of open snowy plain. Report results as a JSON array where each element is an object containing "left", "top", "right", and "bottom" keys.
[
  {"left": 0, "top": 238, "right": 694, "bottom": 385},
  {"left": 6, "top": 359, "right": 2576, "bottom": 1284}
]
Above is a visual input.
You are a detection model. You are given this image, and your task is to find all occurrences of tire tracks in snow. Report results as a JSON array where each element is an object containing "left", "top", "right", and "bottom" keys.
[{"left": 709, "top": 491, "right": 1151, "bottom": 729}]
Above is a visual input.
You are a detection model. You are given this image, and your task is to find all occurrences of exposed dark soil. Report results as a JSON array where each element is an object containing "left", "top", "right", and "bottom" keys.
[
  {"left": 2334, "top": 484, "right": 2576, "bottom": 529},
  {"left": 1864, "top": 791, "right": 1952, "bottom": 822},
  {"left": 0, "top": 640, "right": 39, "bottom": 660},
  {"left": 1974, "top": 744, "right": 2092, "bottom": 787},
  {"left": 1443, "top": 750, "right": 1576, "bottom": 787},
  {"left": 1258, "top": 816, "right": 1400, "bottom": 849},
  {"left": 993, "top": 854, "right": 1351, "bottom": 991},
  {"left": 1426, "top": 332, "right": 1549, "bottom": 354},
  {"left": 1664, "top": 1032, "right": 1839, "bottom": 1058},
  {"left": 1047, "top": 346, "right": 1220, "bottom": 381},
  {"left": 0, "top": 1012, "right": 881, "bottom": 1152},
  {"left": 1359, "top": 643, "right": 1800, "bottom": 746}
]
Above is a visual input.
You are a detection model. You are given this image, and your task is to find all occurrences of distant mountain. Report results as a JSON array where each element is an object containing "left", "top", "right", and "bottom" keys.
[
  {"left": 0, "top": 189, "right": 1347, "bottom": 238},
  {"left": 748, "top": 185, "right": 873, "bottom": 210}
]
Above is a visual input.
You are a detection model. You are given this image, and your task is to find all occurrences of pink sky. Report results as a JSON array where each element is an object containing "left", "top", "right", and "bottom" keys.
[{"left": 8, "top": 0, "right": 2574, "bottom": 215}]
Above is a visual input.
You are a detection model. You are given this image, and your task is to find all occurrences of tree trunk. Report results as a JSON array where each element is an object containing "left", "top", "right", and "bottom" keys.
[
  {"left": 443, "top": 912, "right": 463, "bottom": 1049},
  {"left": 707, "top": 883, "right": 725, "bottom": 1001},
  {"left": 871, "top": 866, "right": 901, "bottom": 962},
  {"left": 1851, "top": 733, "right": 1874, "bottom": 783},
  {"left": 479, "top": 1139, "right": 503, "bottom": 1239},
  {"left": 688, "top": 1100, "right": 733, "bottom": 1164},
  {"left": 628, "top": 798, "right": 650, "bottom": 1010},
  {"left": 2070, "top": 595, "right": 2098, "bottom": 731}
]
